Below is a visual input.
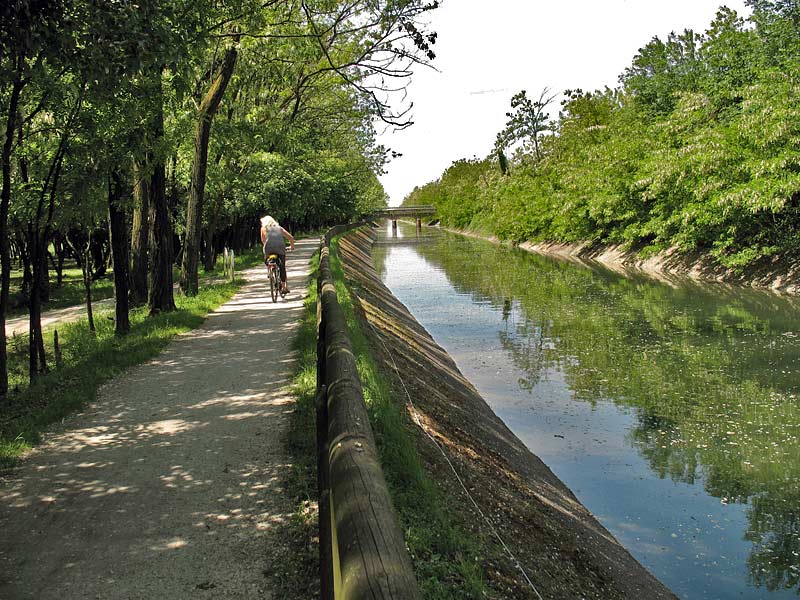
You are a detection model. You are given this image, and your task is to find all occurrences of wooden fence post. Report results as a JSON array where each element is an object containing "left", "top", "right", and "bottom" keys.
[{"left": 53, "top": 330, "right": 63, "bottom": 369}]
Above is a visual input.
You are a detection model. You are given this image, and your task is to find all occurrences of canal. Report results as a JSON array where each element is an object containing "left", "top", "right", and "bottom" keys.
[{"left": 371, "top": 223, "right": 800, "bottom": 599}]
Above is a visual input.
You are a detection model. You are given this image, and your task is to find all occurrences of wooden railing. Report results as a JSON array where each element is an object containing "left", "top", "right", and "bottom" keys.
[{"left": 316, "top": 224, "right": 420, "bottom": 600}]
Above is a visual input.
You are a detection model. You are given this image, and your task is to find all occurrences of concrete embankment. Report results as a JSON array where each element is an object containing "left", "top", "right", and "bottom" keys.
[
  {"left": 337, "top": 227, "right": 677, "bottom": 600},
  {"left": 521, "top": 240, "right": 800, "bottom": 295},
  {"left": 436, "top": 224, "right": 800, "bottom": 295}
]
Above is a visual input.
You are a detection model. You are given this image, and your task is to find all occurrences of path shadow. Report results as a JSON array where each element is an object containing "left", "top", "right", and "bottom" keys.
[{"left": 0, "top": 240, "right": 317, "bottom": 599}]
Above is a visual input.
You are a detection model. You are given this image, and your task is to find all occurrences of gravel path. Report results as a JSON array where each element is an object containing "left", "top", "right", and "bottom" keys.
[
  {"left": 6, "top": 298, "right": 115, "bottom": 337},
  {"left": 0, "top": 239, "right": 317, "bottom": 599}
]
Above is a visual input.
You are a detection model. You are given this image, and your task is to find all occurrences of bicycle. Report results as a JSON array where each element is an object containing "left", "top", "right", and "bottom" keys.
[{"left": 265, "top": 253, "right": 285, "bottom": 302}]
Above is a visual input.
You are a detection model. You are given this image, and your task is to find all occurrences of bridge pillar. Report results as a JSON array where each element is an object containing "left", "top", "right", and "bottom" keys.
[
  {"left": 391, "top": 219, "right": 397, "bottom": 236},
  {"left": 416, "top": 217, "right": 422, "bottom": 233}
]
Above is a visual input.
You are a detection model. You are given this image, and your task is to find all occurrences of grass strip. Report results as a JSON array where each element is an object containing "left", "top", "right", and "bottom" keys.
[
  {"left": 282, "top": 236, "right": 488, "bottom": 599},
  {"left": 268, "top": 250, "right": 322, "bottom": 599},
  {"left": 0, "top": 258, "right": 258, "bottom": 468}
]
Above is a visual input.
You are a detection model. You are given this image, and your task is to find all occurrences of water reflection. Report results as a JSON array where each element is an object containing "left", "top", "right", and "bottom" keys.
[{"left": 372, "top": 223, "right": 800, "bottom": 599}]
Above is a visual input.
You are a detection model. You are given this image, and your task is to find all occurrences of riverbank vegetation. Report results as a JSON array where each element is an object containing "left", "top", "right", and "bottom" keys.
[
  {"left": 405, "top": 2, "right": 800, "bottom": 274},
  {"left": 0, "top": 0, "right": 440, "bottom": 404},
  {"left": 284, "top": 238, "right": 488, "bottom": 599}
]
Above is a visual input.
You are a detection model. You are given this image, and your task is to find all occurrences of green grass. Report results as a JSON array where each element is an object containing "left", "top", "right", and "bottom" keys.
[
  {"left": 209, "top": 246, "right": 267, "bottom": 273},
  {"left": 7, "top": 266, "right": 115, "bottom": 317},
  {"left": 0, "top": 276, "right": 243, "bottom": 468},
  {"left": 7, "top": 246, "right": 264, "bottom": 320},
  {"left": 283, "top": 237, "right": 488, "bottom": 599},
  {"left": 268, "top": 250, "right": 322, "bottom": 599}
]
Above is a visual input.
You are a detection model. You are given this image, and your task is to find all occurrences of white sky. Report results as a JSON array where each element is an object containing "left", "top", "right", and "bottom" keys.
[{"left": 376, "top": 0, "right": 751, "bottom": 206}]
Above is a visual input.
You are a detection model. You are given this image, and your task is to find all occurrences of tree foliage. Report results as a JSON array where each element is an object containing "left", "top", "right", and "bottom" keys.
[
  {"left": 407, "top": 4, "right": 800, "bottom": 273},
  {"left": 0, "top": 0, "right": 439, "bottom": 394}
]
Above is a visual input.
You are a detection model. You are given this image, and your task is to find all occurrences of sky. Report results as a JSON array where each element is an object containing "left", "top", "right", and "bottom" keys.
[{"left": 376, "top": 0, "right": 751, "bottom": 206}]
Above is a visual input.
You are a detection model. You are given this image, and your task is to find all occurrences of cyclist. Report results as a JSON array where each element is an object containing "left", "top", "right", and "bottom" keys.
[{"left": 260, "top": 215, "right": 295, "bottom": 294}]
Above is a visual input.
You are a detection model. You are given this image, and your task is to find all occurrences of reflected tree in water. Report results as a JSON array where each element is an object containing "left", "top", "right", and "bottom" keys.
[{"left": 411, "top": 230, "right": 800, "bottom": 593}]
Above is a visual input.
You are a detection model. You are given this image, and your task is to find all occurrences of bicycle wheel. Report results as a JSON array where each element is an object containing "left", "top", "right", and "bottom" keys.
[{"left": 269, "top": 266, "right": 279, "bottom": 302}]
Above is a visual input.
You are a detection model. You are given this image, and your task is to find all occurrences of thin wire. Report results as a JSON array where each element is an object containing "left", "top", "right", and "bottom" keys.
[{"left": 365, "top": 317, "right": 545, "bottom": 600}]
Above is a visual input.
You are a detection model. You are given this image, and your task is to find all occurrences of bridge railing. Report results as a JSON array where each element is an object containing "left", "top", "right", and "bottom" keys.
[
  {"left": 316, "top": 223, "right": 420, "bottom": 600},
  {"left": 370, "top": 205, "right": 436, "bottom": 219}
]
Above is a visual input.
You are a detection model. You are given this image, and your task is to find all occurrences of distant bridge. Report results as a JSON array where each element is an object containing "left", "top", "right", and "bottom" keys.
[
  {"left": 370, "top": 205, "right": 436, "bottom": 233},
  {"left": 371, "top": 205, "right": 436, "bottom": 219}
]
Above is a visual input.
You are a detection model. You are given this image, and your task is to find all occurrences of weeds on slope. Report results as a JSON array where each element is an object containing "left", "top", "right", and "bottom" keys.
[{"left": 281, "top": 237, "right": 487, "bottom": 599}]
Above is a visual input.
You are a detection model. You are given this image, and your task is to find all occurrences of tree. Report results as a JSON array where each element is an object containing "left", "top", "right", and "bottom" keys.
[
  {"left": 495, "top": 89, "right": 556, "bottom": 162},
  {"left": 180, "top": 42, "right": 238, "bottom": 296},
  {"left": 621, "top": 29, "right": 702, "bottom": 115},
  {"left": 0, "top": 0, "right": 68, "bottom": 395},
  {"left": 129, "top": 153, "right": 149, "bottom": 306},
  {"left": 147, "top": 72, "right": 175, "bottom": 314},
  {"left": 746, "top": 0, "right": 800, "bottom": 68},
  {"left": 23, "top": 81, "right": 86, "bottom": 380},
  {"left": 698, "top": 8, "right": 759, "bottom": 106},
  {"left": 178, "top": 0, "right": 439, "bottom": 294},
  {"left": 108, "top": 168, "right": 130, "bottom": 334}
]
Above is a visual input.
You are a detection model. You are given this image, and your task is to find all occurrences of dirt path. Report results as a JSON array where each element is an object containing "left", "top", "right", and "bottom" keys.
[
  {"left": 0, "top": 239, "right": 317, "bottom": 599},
  {"left": 6, "top": 298, "right": 115, "bottom": 338},
  {"left": 6, "top": 273, "right": 234, "bottom": 338}
]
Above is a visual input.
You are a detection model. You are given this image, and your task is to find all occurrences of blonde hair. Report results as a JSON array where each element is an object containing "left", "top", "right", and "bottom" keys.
[{"left": 260, "top": 215, "right": 278, "bottom": 229}]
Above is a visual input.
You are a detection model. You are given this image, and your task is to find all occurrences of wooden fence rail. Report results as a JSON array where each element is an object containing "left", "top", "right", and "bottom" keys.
[{"left": 316, "top": 225, "right": 420, "bottom": 600}]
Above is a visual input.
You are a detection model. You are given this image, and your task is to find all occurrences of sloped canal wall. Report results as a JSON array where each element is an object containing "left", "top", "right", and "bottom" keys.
[{"left": 336, "top": 226, "right": 677, "bottom": 600}]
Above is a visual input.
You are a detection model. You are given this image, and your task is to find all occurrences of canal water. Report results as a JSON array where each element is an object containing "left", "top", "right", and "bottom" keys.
[{"left": 371, "top": 223, "right": 800, "bottom": 599}]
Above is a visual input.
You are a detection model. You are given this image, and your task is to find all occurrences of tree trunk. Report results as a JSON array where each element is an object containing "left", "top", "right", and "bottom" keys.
[
  {"left": 27, "top": 81, "right": 78, "bottom": 384},
  {"left": 40, "top": 244, "right": 50, "bottom": 303},
  {"left": 53, "top": 232, "right": 68, "bottom": 287},
  {"left": 68, "top": 230, "right": 96, "bottom": 334},
  {"left": 202, "top": 200, "right": 220, "bottom": 272},
  {"left": 108, "top": 168, "right": 130, "bottom": 335},
  {"left": 81, "top": 242, "right": 95, "bottom": 333},
  {"left": 147, "top": 69, "right": 175, "bottom": 314},
  {"left": 28, "top": 229, "right": 47, "bottom": 381},
  {"left": 129, "top": 157, "right": 149, "bottom": 306},
  {"left": 18, "top": 232, "right": 31, "bottom": 305},
  {"left": 0, "top": 64, "right": 24, "bottom": 399},
  {"left": 90, "top": 230, "right": 108, "bottom": 279},
  {"left": 180, "top": 45, "right": 238, "bottom": 296},
  {"left": 202, "top": 224, "right": 215, "bottom": 272}
]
